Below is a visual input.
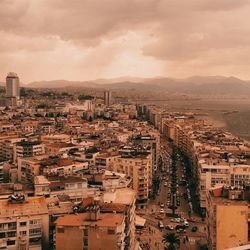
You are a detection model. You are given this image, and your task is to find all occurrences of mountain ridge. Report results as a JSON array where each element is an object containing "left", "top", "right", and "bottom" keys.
[{"left": 21, "top": 76, "right": 250, "bottom": 96}]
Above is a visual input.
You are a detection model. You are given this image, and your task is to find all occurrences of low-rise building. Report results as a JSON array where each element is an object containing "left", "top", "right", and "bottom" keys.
[{"left": 55, "top": 206, "right": 126, "bottom": 250}]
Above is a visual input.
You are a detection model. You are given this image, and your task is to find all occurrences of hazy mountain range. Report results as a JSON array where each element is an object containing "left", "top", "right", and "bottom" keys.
[{"left": 1, "top": 76, "right": 250, "bottom": 96}]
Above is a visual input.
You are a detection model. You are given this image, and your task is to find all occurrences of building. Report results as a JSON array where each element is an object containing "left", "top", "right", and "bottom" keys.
[
  {"left": 6, "top": 72, "right": 20, "bottom": 99},
  {"left": 110, "top": 151, "right": 152, "bottom": 208},
  {"left": 55, "top": 205, "right": 126, "bottom": 250},
  {"left": 15, "top": 141, "right": 45, "bottom": 161},
  {"left": 104, "top": 91, "right": 112, "bottom": 106},
  {"left": 206, "top": 186, "right": 249, "bottom": 250},
  {"left": 34, "top": 175, "right": 88, "bottom": 202},
  {"left": 102, "top": 188, "right": 137, "bottom": 250},
  {"left": 0, "top": 196, "right": 49, "bottom": 250}
]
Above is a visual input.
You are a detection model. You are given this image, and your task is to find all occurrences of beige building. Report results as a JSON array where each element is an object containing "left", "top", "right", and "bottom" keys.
[
  {"left": 206, "top": 187, "right": 249, "bottom": 250},
  {"left": 55, "top": 206, "right": 126, "bottom": 250},
  {"left": 34, "top": 175, "right": 88, "bottom": 202},
  {"left": 0, "top": 196, "right": 49, "bottom": 250},
  {"left": 14, "top": 141, "right": 45, "bottom": 162},
  {"left": 110, "top": 154, "right": 151, "bottom": 208},
  {"left": 102, "top": 188, "right": 137, "bottom": 250},
  {"left": 40, "top": 134, "right": 71, "bottom": 144}
]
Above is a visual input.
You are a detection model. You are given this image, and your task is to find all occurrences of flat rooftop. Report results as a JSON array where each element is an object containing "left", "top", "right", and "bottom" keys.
[
  {"left": 56, "top": 213, "right": 124, "bottom": 227},
  {"left": 0, "top": 197, "right": 48, "bottom": 217}
]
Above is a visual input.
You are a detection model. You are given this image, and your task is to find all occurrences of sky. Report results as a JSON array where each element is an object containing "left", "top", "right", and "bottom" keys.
[{"left": 1, "top": 0, "right": 250, "bottom": 83}]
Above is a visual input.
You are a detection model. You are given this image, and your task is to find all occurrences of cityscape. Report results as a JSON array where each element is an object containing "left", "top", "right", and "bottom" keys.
[{"left": 1, "top": 1, "right": 250, "bottom": 250}]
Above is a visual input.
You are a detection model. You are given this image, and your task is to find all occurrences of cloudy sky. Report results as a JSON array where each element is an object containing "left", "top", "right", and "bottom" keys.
[{"left": 1, "top": 0, "right": 250, "bottom": 83}]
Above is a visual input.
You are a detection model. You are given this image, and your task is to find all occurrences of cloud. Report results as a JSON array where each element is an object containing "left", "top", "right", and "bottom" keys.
[{"left": 0, "top": 0, "right": 250, "bottom": 82}]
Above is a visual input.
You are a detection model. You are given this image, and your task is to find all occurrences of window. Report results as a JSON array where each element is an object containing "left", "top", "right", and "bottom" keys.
[
  {"left": 8, "top": 222, "right": 16, "bottom": 230},
  {"left": 7, "top": 231, "right": 16, "bottom": 237},
  {"left": 0, "top": 233, "right": 5, "bottom": 239},
  {"left": 7, "top": 240, "right": 15, "bottom": 246},
  {"left": 20, "top": 222, "right": 27, "bottom": 227},
  {"left": 83, "top": 238, "right": 88, "bottom": 246},
  {"left": 29, "top": 228, "right": 42, "bottom": 235},
  {"left": 107, "top": 229, "right": 115, "bottom": 235},
  {"left": 57, "top": 228, "right": 64, "bottom": 233},
  {"left": 83, "top": 229, "right": 88, "bottom": 236},
  {"left": 30, "top": 220, "right": 40, "bottom": 225},
  {"left": 20, "top": 231, "right": 27, "bottom": 236}
]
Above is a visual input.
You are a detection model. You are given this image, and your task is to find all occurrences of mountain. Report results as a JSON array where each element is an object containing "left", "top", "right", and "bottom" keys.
[
  {"left": 26, "top": 76, "right": 250, "bottom": 96},
  {"left": 28, "top": 80, "right": 98, "bottom": 89}
]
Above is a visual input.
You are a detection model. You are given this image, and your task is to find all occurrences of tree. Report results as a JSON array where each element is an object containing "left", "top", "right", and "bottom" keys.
[{"left": 162, "top": 233, "right": 180, "bottom": 250}]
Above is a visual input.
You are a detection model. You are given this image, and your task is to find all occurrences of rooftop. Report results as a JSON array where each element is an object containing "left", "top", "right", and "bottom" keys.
[
  {"left": 55, "top": 212, "right": 124, "bottom": 227},
  {"left": 0, "top": 196, "right": 48, "bottom": 217}
]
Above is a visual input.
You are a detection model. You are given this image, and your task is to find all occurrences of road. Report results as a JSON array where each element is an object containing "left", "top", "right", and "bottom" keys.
[{"left": 138, "top": 137, "right": 207, "bottom": 250}]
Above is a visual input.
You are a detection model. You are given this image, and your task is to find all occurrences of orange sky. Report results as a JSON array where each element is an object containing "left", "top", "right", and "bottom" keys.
[{"left": 1, "top": 0, "right": 250, "bottom": 83}]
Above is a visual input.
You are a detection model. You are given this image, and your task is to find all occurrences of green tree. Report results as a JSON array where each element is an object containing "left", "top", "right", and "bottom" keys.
[{"left": 162, "top": 233, "right": 180, "bottom": 250}]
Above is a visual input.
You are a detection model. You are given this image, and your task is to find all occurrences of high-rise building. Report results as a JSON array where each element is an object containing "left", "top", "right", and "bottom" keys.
[
  {"left": 6, "top": 72, "right": 20, "bottom": 99},
  {"left": 104, "top": 91, "right": 112, "bottom": 106}
]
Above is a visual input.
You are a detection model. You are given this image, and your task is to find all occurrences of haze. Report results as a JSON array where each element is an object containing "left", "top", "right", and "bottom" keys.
[{"left": 1, "top": 0, "right": 250, "bottom": 83}]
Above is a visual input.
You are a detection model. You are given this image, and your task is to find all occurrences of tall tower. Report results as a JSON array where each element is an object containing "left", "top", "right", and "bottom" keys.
[
  {"left": 6, "top": 72, "right": 20, "bottom": 99},
  {"left": 104, "top": 90, "right": 112, "bottom": 106}
]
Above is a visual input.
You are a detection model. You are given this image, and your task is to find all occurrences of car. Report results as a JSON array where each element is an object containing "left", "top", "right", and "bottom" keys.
[
  {"left": 191, "top": 226, "right": 198, "bottom": 232},
  {"left": 171, "top": 218, "right": 181, "bottom": 223},
  {"left": 176, "top": 228, "right": 186, "bottom": 233},
  {"left": 188, "top": 217, "right": 197, "bottom": 222},
  {"left": 183, "top": 221, "right": 189, "bottom": 227},
  {"left": 158, "top": 221, "right": 164, "bottom": 229},
  {"left": 160, "top": 209, "right": 165, "bottom": 214},
  {"left": 165, "top": 225, "right": 174, "bottom": 230},
  {"left": 175, "top": 224, "right": 186, "bottom": 230},
  {"left": 160, "top": 203, "right": 164, "bottom": 208}
]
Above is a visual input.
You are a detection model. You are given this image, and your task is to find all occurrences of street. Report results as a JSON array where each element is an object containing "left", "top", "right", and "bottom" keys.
[{"left": 137, "top": 137, "right": 207, "bottom": 250}]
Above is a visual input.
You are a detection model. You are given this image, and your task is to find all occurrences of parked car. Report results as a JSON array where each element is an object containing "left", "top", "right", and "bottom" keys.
[
  {"left": 160, "top": 203, "right": 164, "bottom": 208},
  {"left": 160, "top": 208, "right": 165, "bottom": 214},
  {"left": 176, "top": 228, "right": 186, "bottom": 233},
  {"left": 158, "top": 221, "right": 164, "bottom": 229},
  {"left": 165, "top": 225, "right": 174, "bottom": 230}
]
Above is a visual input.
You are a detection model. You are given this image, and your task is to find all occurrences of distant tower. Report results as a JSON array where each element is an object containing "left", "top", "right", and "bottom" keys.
[
  {"left": 6, "top": 72, "right": 20, "bottom": 99},
  {"left": 104, "top": 91, "right": 112, "bottom": 106}
]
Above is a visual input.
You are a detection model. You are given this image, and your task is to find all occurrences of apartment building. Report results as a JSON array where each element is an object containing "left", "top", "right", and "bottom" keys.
[
  {"left": 40, "top": 134, "right": 71, "bottom": 144},
  {"left": 0, "top": 196, "right": 49, "bottom": 250},
  {"left": 0, "top": 138, "right": 24, "bottom": 162},
  {"left": 15, "top": 141, "right": 45, "bottom": 161},
  {"left": 102, "top": 188, "right": 137, "bottom": 250},
  {"left": 206, "top": 186, "right": 249, "bottom": 250},
  {"left": 95, "top": 152, "right": 120, "bottom": 169},
  {"left": 199, "top": 161, "right": 231, "bottom": 208},
  {"left": 132, "top": 134, "right": 160, "bottom": 170},
  {"left": 34, "top": 175, "right": 88, "bottom": 202},
  {"left": 55, "top": 205, "right": 126, "bottom": 250},
  {"left": 110, "top": 152, "right": 151, "bottom": 208}
]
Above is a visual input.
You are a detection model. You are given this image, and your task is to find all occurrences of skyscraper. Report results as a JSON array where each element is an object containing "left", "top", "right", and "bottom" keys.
[
  {"left": 104, "top": 90, "right": 112, "bottom": 106},
  {"left": 6, "top": 72, "right": 20, "bottom": 99}
]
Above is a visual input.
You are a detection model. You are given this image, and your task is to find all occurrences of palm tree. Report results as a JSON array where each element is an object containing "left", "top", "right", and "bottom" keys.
[{"left": 162, "top": 233, "right": 180, "bottom": 250}]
